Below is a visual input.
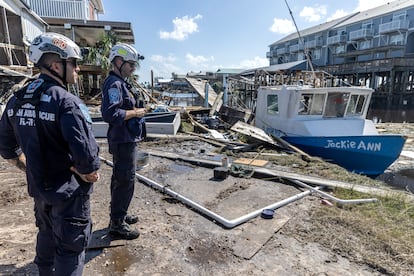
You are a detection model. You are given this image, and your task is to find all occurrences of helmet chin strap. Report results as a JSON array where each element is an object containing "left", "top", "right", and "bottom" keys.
[{"left": 115, "top": 60, "right": 128, "bottom": 79}]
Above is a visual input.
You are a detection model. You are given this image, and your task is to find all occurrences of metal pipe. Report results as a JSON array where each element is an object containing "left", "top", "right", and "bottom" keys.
[
  {"left": 100, "top": 157, "right": 315, "bottom": 229},
  {"left": 290, "top": 179, "right": 378, "bottom": 205}
]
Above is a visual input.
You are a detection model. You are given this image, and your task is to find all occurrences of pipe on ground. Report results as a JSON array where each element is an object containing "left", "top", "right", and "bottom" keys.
[
  {"left": 100, "top": 157, "right": 315, "bottom": 229},
  {"left": 290, "top": 179, "right": 378, "bottom": 205}
]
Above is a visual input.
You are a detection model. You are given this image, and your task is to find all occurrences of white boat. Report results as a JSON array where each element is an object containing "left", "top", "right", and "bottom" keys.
[
  {"left": 255, "top": 85, "right": 406, "bottom": 176},
  {"left": 92, "top": 111, "right": 181, "bottom": 138}
]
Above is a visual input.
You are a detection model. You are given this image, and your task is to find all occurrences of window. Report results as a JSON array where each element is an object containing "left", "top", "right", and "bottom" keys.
[
  {"left": 390, "top": 33, "right": 404, "bottom": 45},
  {"left": 359, "top": 40, "right": 371, "bottom": 50},
  {"left": 313, "top": 49, "right": 321, "bottom": 60},
  {"left": 346, "top": 94, "right": 367, "bottom": 115},
  {"left": 324, "top": 92, "right": 349, "bottom": 117},
  {"left": 298, "top": 94, "right": 325, "bottom": 115},
  {"left": 393, "top": 11, "right": 407, "bottom": 21},
  {"left": 362, "top": 21, "right": 373, "bottom": 29},
  {"left": 335, "top": 45, "right": 345, "bottom": 54},
  {"left": 267, "top": 95, "right": 279, "bottom": 114}
]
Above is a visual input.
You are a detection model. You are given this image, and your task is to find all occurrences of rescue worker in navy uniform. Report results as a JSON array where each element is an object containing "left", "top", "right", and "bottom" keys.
[
  {"left": 101, "top": 43, "right": 145, "bottom": 240},
  {"left": 0, "top": 32, "right": 100, "bottom": 275}
]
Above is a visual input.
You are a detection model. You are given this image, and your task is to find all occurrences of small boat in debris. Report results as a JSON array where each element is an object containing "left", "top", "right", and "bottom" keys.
[
  {"left": 92, "top": 111, "right": 181, "bottom": 138},
  {"left": 254, "top": 85, "right": 406, "bottom": 176}
]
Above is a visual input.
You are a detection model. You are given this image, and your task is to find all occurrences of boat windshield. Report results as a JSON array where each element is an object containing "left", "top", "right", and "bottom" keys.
[
  {"left": 346, "top": 94, "right": 367, "bottom": 116},
  {"left": 324, "top": 92, "right": 349, "bottom": 117},
  {"left": 298, "top": 93, "right": 325, "bottom": 115}
]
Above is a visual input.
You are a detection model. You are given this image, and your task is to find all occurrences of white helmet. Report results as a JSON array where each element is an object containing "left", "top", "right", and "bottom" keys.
[
  {"left": 29, "top": 32, "right": 82, "bottom": 64},
  {"left": 109, "top": 43, "right": 140, "bottom": 63}
]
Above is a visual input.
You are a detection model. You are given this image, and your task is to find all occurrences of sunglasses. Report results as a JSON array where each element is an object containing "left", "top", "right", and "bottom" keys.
[
  {"left": 66, "top": 59, "right": 78, "bottom": 67},
  {"left": 127, "top": 61, "right": 137, "bottom": 68}
]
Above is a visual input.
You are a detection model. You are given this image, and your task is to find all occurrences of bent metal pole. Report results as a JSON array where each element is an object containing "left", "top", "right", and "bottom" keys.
[
  {"left": 100, "top": 157, "right": 316, "bottom": 229},
  {"left": 290, "top": 179, "right": 378, "bottom": 205}
]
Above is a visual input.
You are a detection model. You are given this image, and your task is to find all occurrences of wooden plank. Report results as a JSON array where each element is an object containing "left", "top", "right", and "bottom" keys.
[
  {"left": 232, "top": 214, "right": 290, "bottom": 259},
  {"left": 233, "top": 158, "right": 269, "bottom": 167}
]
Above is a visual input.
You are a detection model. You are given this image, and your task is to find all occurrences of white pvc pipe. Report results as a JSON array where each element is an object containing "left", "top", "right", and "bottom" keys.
[
  {"left": 290, "top": 179, "right": 378, "bottom": 205},
  {"left": 100, "top": 157, "right": 315, "bottom": 229}
]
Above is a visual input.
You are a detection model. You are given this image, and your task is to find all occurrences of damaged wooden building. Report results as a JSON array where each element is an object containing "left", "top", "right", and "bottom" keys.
[{"left": 0, "top": 0, "right": 135, "bottom": 106}]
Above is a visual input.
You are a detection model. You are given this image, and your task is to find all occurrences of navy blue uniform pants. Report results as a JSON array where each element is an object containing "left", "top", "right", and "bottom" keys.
[
  {"left": 34, "top": 194, "right": 92, "bottom": 276},
  {"left": 110, "top": 142, "right": 137, "bottom": 220}
]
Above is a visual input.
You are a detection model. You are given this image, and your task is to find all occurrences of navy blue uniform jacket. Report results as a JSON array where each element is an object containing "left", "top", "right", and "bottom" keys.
[
  {"left": 101, "top": 71, "right": 138, "bottom": 145},
  {"left": 0, "top": 74, "right": 100, "bottom": 203}
]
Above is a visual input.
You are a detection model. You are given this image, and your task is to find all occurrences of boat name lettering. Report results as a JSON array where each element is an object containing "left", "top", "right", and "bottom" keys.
[{"left": 324, "top": 139, "right": 381, "bottom": 151}]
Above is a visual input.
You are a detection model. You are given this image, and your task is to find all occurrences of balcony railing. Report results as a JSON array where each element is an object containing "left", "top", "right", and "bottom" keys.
[
  {"left": 276, "top": 48, "right": 286, "bottom": 55},
  {"left": 327, "top": 34, "right": 347, "bottom": 45},
  {"left": 26, "top": 0, "right": 87, "bottom": 20},
  {"left": 289, "top": 44, "right": 304, "bottom": 53},
  {"left": 305, "top": 39, "right": 323, "bottom": 49},
  {"left": 379, "top": 19, "right": 410, "bottom": 34},
  {"left": 349, "top": 29, "right": 373, "bottom": 40}
]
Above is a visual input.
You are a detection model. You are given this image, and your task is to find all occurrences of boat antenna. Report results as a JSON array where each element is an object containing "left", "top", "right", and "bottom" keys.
[{"left": 284, "top": 0, "right": 317, "bottom": 81}]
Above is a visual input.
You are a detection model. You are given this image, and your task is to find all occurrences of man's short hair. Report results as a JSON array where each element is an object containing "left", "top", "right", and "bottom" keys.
[{"left": 37, "top": 53, "right": 61, "bottom": 68}]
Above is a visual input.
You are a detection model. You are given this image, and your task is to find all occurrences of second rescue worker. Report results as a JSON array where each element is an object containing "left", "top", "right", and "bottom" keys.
[{"left": 101, "top": 43, "right": 146, "bottom": 240}]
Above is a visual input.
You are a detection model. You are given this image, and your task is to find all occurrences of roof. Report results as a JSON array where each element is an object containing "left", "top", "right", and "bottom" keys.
[
  {"left": 270, "top": 0, "right": 414, "bottom": 46},
  {"left": 216, "top": 68, "right": 245, "bottom": 75},
  {"left": 335, "top": 0, "right": 414, "bottom": 28},
  {"left": 239, "top": 60, "right": 313, "bottom": 75},
  {"left": 91, "top": 0, "right": 104, "bottom": 14},
  {"left": 270, "top": 14, "right": 356, "bottom": 46}
]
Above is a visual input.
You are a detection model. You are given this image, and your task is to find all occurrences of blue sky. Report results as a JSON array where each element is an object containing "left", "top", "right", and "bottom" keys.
[{"left": 99, "top": 0, "right": 393, "bottom": 83}]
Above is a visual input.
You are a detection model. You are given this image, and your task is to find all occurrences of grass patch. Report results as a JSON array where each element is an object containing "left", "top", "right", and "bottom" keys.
[{"left": 305, "top": 188, "right": 414, "bottom": 274}]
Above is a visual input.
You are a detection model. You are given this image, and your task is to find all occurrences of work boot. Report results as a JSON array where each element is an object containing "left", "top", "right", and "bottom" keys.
[
  {"left": 109, "top": 219, "right": 140, "bottom": 240},
  {"left": 125, "top": 214, "right": 139, "bottom": 225}
]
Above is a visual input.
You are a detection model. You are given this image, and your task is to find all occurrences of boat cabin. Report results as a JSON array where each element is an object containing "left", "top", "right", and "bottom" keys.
[{"left": 255, "top": 85, "right": 378, "bottom": 137}]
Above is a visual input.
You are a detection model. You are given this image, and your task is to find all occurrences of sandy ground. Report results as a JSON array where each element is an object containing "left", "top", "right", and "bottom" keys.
[{"left": 0, "top": 123, "right": 413, "bottom": 275}]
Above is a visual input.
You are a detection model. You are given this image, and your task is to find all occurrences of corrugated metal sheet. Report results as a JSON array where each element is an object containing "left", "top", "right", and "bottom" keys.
[{"left": 239, "top": 60, "right": 311, "bottom": 75}]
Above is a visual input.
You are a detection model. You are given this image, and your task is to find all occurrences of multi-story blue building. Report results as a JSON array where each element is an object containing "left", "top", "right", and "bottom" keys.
[{"left": 267, "top": 0, "right": 414, "bottom": 122}]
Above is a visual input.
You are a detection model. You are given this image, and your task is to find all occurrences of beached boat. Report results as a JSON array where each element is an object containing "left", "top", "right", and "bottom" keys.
[{"left": 254, "top": 85, "right": 406, "bottom": 176}]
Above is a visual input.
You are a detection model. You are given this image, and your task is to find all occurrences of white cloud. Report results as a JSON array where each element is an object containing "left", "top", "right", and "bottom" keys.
[
  {"left": 327, "top": 9, "right": 349, "bottom": 22},
  {"left": 185, "top": 53, "right": 214, "bottom": 67},
  {"left": 269, "top": 18, "right": 295, "bottom": 34},
  {"left": 149, "top": 54, "right": 182, "bottom": 78},
  {"left": 300, "top": 6, "right": 327, "bottom": 22},
  {"left": 159, "top": 14, "right": 202, "bottom": 41},
  {"left": 238, "top": 56, "right": 268, "bottom": 69},
  {"left": 354, "top": 0, "right": 392, "bottom": 12},
  {"left": 150, "top": 54, "right": 176, "bottom": 63}
]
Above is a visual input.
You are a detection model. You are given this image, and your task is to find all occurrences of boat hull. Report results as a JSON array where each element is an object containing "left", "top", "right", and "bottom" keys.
[{"left": 283, "top": 135, "right": 406, "bottom": 176}]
